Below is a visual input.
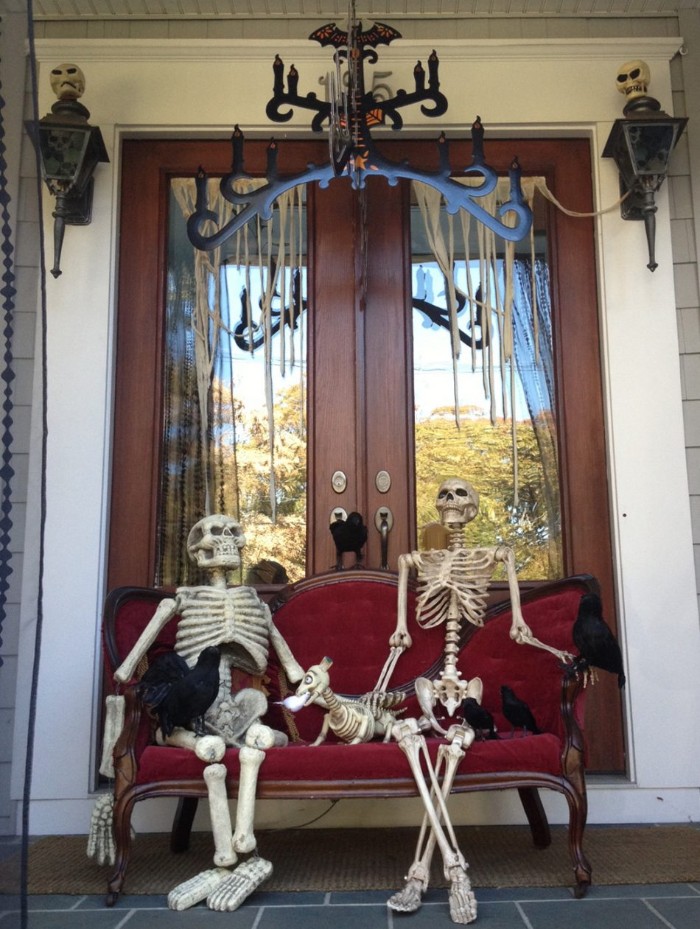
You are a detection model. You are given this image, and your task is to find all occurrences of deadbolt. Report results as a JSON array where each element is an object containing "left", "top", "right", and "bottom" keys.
[
  {"left": 375, "top": 470, "right": 391, "bottom": 493},
  {"left": 331, "top": 470, "right": 347, "bottom": 493}
]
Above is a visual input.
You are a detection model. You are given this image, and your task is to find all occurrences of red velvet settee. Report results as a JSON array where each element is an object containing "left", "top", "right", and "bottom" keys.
[{"left": 102, "top": 569, "right": 596, "bottom": 905}]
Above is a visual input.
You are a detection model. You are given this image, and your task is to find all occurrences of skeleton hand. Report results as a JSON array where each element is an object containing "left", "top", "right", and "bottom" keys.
[
  {"left": 510, "top": 612, "right": 574, "bottom": 663},
  {"left": 87, "top": 793, "right": 115, "bottom": 867}
]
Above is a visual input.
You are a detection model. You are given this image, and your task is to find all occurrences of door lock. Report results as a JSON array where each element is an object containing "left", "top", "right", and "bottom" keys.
[
  {"left": 330, "top": 507, "right": 348, "bottom": 525},
  {"left": 374, "top": 507, "right": 394, "bottom": 570}
]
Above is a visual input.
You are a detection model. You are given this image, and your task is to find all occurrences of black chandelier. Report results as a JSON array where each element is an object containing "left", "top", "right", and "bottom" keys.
[{"left": 187, "top": 9, "right": 533, "bottom": 253}]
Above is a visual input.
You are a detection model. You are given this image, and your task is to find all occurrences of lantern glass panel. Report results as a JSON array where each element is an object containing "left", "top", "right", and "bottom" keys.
[
  {"left": 624, "top": 123, "right": 677, "bottom": 177},
  {"left": 38, "top": 126, "right": 91, "bottom": 184}
]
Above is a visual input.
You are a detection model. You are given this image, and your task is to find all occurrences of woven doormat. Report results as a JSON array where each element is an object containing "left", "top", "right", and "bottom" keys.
[{"left": 2, "top": 825, "right": 700, "bottom": 896}]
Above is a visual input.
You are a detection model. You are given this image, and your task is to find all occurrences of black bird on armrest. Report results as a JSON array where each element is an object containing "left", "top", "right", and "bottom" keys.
[
  {"left": 329, "top": 511, "right": 368, "bottom": 570},
  {"left": 500, "top": 685, "right": 540, "bottom": 737},
  {"left": 571, "top": 592, "right": 626, "bottom": 688},
  {"left": 137, "top": 645, "right": 221, "bottom": 737}
]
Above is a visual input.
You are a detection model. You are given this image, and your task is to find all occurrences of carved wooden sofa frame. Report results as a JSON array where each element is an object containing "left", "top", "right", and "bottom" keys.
[{"left": 102, "top": 570, "right": 597, "bottom": 905}]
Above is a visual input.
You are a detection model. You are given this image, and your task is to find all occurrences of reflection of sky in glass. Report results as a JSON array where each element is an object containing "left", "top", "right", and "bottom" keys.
[
  {"left": 219, "top": 265, "right": 307, "bottom": 419},
  {"left": 412, "top": 260, "right": 529, "bottom": 421}
]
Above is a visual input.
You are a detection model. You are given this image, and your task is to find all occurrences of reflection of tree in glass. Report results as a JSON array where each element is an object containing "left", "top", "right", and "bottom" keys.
[
  {"left": 213, "top": 379, "right": 307, "bottom": 583},
  {"left": 415, "top": 406, "right": 561, "bottom": 581}
]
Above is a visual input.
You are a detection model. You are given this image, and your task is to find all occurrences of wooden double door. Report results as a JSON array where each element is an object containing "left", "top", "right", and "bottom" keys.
[{"left": 111, "top": 136, "right": 624, "bottom": 772}]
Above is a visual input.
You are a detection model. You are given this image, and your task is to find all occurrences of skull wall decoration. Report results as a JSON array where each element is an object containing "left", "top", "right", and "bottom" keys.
[
  {"left": 49, "top": 63, "right": 86, "bottom": 101},
  {"left": 615, "top": 60, "right": 651, "bottom": 100},
  {"left": 187, "top": 514, "right": 245, "bottom": 570},
  {"left": 435, "top": 477, "right": 479, "bottom": 528}
]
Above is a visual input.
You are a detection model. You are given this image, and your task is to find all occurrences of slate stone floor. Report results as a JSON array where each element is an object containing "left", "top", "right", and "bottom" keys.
[{"left": 2, "top": 839, "right": 700, "bottom": 928}]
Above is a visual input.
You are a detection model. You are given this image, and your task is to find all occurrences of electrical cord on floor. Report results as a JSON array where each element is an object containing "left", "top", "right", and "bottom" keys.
[{"left": 263, "top": 799, "right": 341, "bottom": 832}]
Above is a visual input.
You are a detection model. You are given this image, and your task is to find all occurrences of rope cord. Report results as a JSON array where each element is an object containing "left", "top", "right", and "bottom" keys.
[
  {"left": 0, "top": 33, "right": 17, "bottom": 670},
  {"left": 535, "top": 178, "right": 631, "bottom": 217},
  {"left": 21, "top": 5, "right": 49, "bottom": 927}
]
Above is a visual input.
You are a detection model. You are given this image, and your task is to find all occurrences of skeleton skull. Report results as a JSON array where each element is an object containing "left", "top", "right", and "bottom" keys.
[
  {"left": 616, "top": 60, "right": 651, "bottom": 100},
  {"left": 435, "top": 478, "right": 479, "bottom": 528},
  {"left": 50, "top": 63, "right": 86, "bottom": 101},
  {"left": 187, "top": 515, "right": 245, "bottom": 570}
]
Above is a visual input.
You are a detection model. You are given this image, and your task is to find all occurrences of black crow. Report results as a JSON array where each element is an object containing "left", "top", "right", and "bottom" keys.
[
  {"left": 500, "top": 685, "right": 540, "bottom": 737},
  {"left": 572, "top": 593, "right": 626, "bottom": 688},
  {"left": 462, "top": 696, "right": 497, "bottom": 740},
  {"left": 137, "top": 645, "right": 221, "bottom": 737},
  {"left": 329, "top": 511, "right": 368, "bottom": 569}
]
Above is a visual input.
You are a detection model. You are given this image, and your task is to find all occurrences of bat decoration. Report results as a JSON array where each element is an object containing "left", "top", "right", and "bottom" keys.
[{"left": 310, "top": 20, "right": 402, "bottom": 50}]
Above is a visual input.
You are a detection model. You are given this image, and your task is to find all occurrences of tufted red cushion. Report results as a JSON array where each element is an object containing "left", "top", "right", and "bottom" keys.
[
  {"left": 265, "top": 577, "right": 445, "bottom": 742},
  {"left": 135, "top": 730, "right": 563, "bottom": 785},
  {"left": 458, "top": 587, "right": 584, "bottom": 742}
]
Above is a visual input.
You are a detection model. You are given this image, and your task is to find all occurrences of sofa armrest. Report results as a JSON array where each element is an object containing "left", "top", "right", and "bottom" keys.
[
  {"left": 112, "top": 685, "right": 147, "bottom": 802},
  {"left": 560, "top": 671, "right": 586, "bottom": 794}
]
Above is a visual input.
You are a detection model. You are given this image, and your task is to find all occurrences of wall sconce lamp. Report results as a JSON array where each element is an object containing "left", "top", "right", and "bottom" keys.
[
  {"left": 25, "top": 63, "right": 109, "bottom": 279},
  {"left": 603, "top": 60, "right": 687, "bottom": 272}
]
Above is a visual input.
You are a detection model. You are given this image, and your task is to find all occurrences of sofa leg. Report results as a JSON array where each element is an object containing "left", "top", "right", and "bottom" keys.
[
  {"left": 565, "top": 784, "right": 592, "bottom": 898},
  {"left": 106, "top": 792, "right": 136, "bottom": 906},
  {"left": 518, "top": 787, "right": 551, "bottom": 848},
  {"left": 171, "top": 797, "right": 199, "bottom": 854},
  {"left": 574, "top": 873, "right": 591, "bottom": 898}
]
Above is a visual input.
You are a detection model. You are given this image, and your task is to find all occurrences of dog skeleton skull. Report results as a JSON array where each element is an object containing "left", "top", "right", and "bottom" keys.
[
  {"left": 376, "top": 479, "right": 572, "bottom": 924},
  {"left": 616, "top": 60, "right": 651, "bottom": 100},
  {"left": 91, "top": 514, "right": 303, "bottom": 912}
]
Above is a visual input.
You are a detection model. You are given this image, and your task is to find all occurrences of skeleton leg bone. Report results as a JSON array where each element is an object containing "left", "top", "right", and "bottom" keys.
[
  {"left": 232, "top": 745, "right": 265, "bottom": 854},
  {"left": 391, "top": 719, "right": 477, "bottom": 924},
  {"left": 387, "top": 740, "right": 450, "bottom": 913},
  {"left": 168, "top": 742, "right": 269, "bottom": 910}
]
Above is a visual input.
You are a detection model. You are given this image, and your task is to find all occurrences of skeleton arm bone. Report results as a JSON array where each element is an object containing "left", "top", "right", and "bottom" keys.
[
  {"left": 391, "top": 552, "right": 420, "bottom": 650},
  {"left": 269, "top": 616, "right": 304, "bottom": 685},
  {"left": 497, "top": 546, "right": 573, "bottom": 662},
  {"left": 114, "top": 596, "right": 181, "bottom": 684},
  {"left": 375, "top": 552, "right": 419, "bottom": 692}
]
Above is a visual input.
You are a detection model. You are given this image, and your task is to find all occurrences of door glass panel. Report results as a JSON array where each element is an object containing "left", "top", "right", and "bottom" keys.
[
  {"left": 410, "top": 189, "right": 563, "bottom": 580},
  {"left": 158, "top": 179, "right": 307, "bottom": 587}
]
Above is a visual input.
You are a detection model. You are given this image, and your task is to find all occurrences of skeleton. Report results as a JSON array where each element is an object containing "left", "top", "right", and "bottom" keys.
[
  {"left": 376, "top": 478, "right": 572, "bottom": 924},
  {"left": 616, "top": 60, "right": 651, "bottom": 102},
  {"left": 91, "top": 514, "right": 303, "bottom": 912},
  {"left": 293, "top": 657, "right": 405, "bottom": 745}
]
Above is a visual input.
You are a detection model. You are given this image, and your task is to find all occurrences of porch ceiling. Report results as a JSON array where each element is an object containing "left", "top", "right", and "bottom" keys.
[{"left": 12, "top": 0, "right": 700, "bottom": 21}]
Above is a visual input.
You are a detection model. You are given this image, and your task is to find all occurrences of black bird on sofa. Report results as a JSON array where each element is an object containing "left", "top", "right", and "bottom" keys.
[{"left": 500, "top": 684, "right": 540, "bottom": 737}]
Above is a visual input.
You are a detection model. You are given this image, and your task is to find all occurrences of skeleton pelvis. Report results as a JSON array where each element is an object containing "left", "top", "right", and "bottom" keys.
[
  {"left": 206, "top": 687, "right": 268, "bottom": 746},
  {"left": 432, "top": 674, "right": 484, "bottom": 720}
]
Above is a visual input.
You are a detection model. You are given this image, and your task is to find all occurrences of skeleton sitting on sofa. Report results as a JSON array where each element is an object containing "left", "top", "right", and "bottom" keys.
[
  {"left": 376, "top": 478, "right": 572, "bottom": 925},
  {"left": 89, "top": 514, "right": 304, "bottom": 912}
]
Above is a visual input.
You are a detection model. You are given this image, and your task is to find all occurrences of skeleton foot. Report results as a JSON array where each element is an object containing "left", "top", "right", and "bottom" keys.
[
  {"left": 167, "top": 868, "right": 231, "bottom": 910},
  {"left": 206, "top": 857, "right": 273, "bottom": 912},
  {"left": 448, "top": 866, "right": 478, "bottom": 925},
  {"left": 387, "top": 876, "right": 426, "bottom": 913}
]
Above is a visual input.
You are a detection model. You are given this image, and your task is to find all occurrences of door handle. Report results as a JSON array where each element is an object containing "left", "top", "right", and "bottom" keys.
[{"left": 374, "top": 507, "right": 394, "bottom": 570}]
